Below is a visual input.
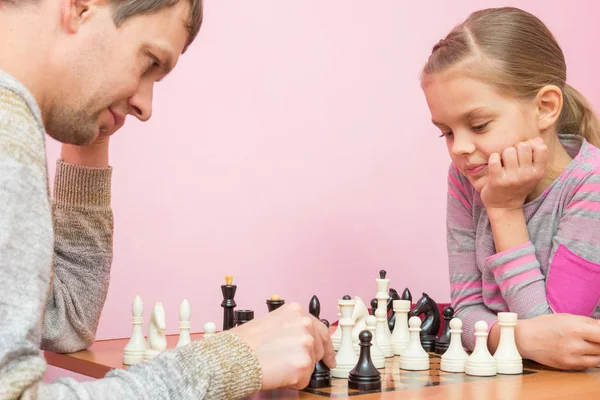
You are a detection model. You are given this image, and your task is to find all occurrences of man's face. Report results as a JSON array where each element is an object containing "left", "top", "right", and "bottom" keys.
[{"left": 46, "top": 0, "right": 190, "bottom": 145}]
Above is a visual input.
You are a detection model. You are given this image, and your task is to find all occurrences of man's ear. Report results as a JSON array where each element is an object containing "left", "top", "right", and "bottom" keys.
[
  {"left": 61, "top": 0, "right": 97, "bottom": 34},
  {"left": 535, "top": 84, "right": 563, "bottom": 132}
]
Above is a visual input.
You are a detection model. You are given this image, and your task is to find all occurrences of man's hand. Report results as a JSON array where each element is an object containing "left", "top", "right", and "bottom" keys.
[
  {"left": 231, "top": 303, "right": 336, "bottom": 390},
  {"left": 61, "top": 131, "right": 112, "bottom": 168}
]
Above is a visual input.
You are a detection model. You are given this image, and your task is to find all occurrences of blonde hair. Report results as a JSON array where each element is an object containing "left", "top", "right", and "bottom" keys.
[{"left": 421, "top": 7, "right": 600, "bottom": 147}]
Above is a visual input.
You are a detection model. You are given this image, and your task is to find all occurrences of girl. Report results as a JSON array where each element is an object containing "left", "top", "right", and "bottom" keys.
[{"left": 421, "top": 7, "right": 600, "bottom": 370}]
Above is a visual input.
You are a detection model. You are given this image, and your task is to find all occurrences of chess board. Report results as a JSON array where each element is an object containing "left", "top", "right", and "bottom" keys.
[{"left": 301, "top": 353, "right": 536, "bottom": 398}]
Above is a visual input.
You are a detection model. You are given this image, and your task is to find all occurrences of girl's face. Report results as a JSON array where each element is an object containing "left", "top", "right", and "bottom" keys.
[{"left": 422, "top": 69, "right": 540, "bottom": 192}]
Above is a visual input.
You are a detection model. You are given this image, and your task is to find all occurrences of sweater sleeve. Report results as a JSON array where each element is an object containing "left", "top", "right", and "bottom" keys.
[
  {"left": 41, "top": 159, "right": 114, "bottom": 353},
  {"left": 35, "top": 331, "right": 263, "bottom": 400},
  {"left": 446, "top": 164, "right": 498, "bottom": 351},
  {"left": 545, "top": 168, "right": 600, "bottom": 316},
  {"left": 485, "top": 242, "right": 551, "bottom": 318}
]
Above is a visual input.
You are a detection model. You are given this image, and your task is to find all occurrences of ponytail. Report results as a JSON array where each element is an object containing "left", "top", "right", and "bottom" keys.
[{"left": 559, "top": 84, "right": 600, "bottom": 148}]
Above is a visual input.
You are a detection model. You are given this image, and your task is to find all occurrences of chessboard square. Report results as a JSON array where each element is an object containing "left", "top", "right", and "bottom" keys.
[{"left": 399, "top": 371, "right": 431, "bottom": 379}]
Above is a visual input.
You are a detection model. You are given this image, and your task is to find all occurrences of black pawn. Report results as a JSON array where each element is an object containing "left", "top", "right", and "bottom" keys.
[
  {"left": 435, "top": 306, "right": 454, "bottom": 354},
  {"left": 309, "top": 295, "right": 331, "bottom": 389},
  {"left": 343, "top": 295, "right": 352, "bottom": 300},
  {"left": 348, "top": 330, "right": 381, "bottom": 392},
  {"left": 369, "top": 298, "right": 378, "bottom": 315}
]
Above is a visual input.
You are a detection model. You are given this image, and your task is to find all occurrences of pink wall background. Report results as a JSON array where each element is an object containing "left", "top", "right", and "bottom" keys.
[{"left": 44, "top": 0, "right": 600, "bottom": 382}]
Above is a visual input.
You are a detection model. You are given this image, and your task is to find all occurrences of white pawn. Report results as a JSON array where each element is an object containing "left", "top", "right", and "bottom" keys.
[
  {"left": 330, "top": 298, "right": 359, "bottom": 378},
  {"left": 123, "top": 295, "right": 148, "bottom": 365},
  {"left": 399, "top": 316, "right": 430, "bottom": 371},
  {"left": 391, "top": 299, "right": 410, "bottom": 355},
  {"left": 465, "top": 320, "right": 497, "bottom": 376},
  {"left": 176, "top": 299, "right": 192, "bottom": 348},
  {"left": 440, "top": 318, "right": 468, "bottom": 373},
  {"left": 144, "top": 302, "right": 167, "bottom": 361},
  {"left": 364, "top": 315, "right": 385, "bottom": 369},
  {"left": 493, "top": 312, "right": 522, "bottom": 374},
  {"left": 203, "top": 322, "right": 217, "bottom": 338}
]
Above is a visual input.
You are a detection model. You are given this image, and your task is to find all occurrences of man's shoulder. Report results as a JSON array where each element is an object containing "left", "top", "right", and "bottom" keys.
[{"left": 0, "top": 86, "right": 47, "bottom": 167}]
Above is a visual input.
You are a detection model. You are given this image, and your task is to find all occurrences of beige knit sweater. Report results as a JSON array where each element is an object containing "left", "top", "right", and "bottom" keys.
[{"left": 0, "top": 69, "right": 262, "bottom": 399}]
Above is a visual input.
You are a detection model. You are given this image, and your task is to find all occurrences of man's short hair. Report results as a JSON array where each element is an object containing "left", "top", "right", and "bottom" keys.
[
  {"left": 112, "top": 0, "right": 203, "bottom": 53},
  {"left": 0, "top": 0, "right": 203, "bottom": 52}
]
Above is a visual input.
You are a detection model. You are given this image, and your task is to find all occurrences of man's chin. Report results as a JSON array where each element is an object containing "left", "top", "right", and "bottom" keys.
[{"left": 46, "top": 127, "right": 98, "bottom": 146}]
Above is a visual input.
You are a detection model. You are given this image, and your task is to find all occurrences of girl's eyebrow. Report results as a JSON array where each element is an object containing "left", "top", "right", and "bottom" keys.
[{"left": 432, "top": 106, "right": 492, "bottom": 127}]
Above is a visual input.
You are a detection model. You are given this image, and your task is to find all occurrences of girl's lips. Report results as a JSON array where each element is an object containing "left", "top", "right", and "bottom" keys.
[{"left": 466, "top": 164, "right": 487, "bottom": 176}]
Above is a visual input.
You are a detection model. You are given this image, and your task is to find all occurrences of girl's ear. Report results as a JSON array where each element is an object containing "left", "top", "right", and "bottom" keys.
[{"left": 535, "top": 85, "right": 563, "bottom": 132}]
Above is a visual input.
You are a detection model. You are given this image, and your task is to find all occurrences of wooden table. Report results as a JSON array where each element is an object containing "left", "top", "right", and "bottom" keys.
[{"left": 45, "top": 332, "right": 600, "bottom": 399}]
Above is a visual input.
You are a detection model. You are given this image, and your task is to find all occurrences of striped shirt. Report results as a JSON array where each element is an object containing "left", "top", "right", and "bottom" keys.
[{"left": 447, "top": 134, "right": 600, "bottom": 351}]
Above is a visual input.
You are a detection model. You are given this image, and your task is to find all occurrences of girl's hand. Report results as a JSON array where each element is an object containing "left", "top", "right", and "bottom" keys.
[
  {"left": 481, "top": 138, "right": 548, "bottom": 211},
  {"left": 515, "top": 314, "right": 600, "bottom": 370}
]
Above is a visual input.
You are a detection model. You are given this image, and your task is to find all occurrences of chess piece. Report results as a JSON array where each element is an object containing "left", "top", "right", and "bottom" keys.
[
  {"left": 348, "top": 330, "right": 382, "bottom": 391},
  {"left": 330, "top": 297, "right": 359, "bottom": 378},
  {"left": 391, "top": 299, "right": 411, "bottom": 355},
  {"left": 374, "top": 270, "right": 394, "bottom": 357},
  {"left": 440, "top": 318, "right": 468, "bottom": 372},
  {"left": 401, "top": 287, "right": 412, "bottom": 304},
  {"left": 435, "top": 306, "right": 454, "bottom": 354},
  {"left": 203, "top": 321, "right": 217, "bottom": 338},
  {"left": 309, "top": 295, "right": 331, "bottom": 388},
  {"left": 399, "top": 316, "right": 430, "bottom": 371},
  {"left": 494, "top": 312, "right": 523, "bottom": 374},
  {"left": 176, "top": 298, "right": 192, "bottom": 348},
  {"left": 221, "top": 275, "right": 237, "bottom": 331},
  {"left": 369, "top": 298, "right": 378, "bottom": 315},
  {"left": 234, "top": 309, "right": 254, "bottom": 326},
  {"left": 364, "top": 315, "right": 385, "bottom": 369},
  {"left": 351, "top": 297, "right": 369, "bottom": 351},
  {"left": 266, "top": 294, "right": 285, "bottom": 312},
  {"left": 401, "top": 288, "right": 412, "bottom": 325},
  {"left": 123, "top": 295, "right": 148, "bottom": 365},
  {"left": 332, "top": 295, "right": 351, "bottom": 351},
  {"left": 144, "top": 302, "right": 167, "bottom": 361},
  {"left": 409, "top": 292, "right": 440, "bottom": 352},
  {"left": 465, "top": 320, "right": 497, "bottom": 376},
  {"left": 387, "top": 288, "right": 401, "bottom": 332}
]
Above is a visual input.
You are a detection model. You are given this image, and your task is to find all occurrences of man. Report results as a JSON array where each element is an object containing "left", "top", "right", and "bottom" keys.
[{"left": 0, "top": 0, "right": 335, "bottom": 398}]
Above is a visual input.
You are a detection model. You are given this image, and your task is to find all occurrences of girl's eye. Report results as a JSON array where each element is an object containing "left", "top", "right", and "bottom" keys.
[
  {"left": 439, "top": 131, "right": 453, "bottom": 138},
  {"left": 472, "top": 122, "right": 489, "bottom": 131}
]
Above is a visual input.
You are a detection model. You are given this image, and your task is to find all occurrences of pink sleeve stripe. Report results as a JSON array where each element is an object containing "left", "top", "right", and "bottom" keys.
[
  {"left": 454, "top": 293, "right": 483, "bottom": 305},
  {"left": 560, "top": 167, "right": 590, "bottom": 181},
  {"left": 498, "top": 268, "right": 544, "bottom": 292},
  {"left": 574, "top": 183, "right": 600, "bottom": 193},
  {"left": 448, "top": 188, "right": 472, "bottom": 211},
  {"left": 565, "top": 199, "right": 600, "bottom": 212},
  {"left": 485, "top": 241, "right": 532, "bottom": 263},
  {"left": 448, "top": 172, "right": 469, "bottom": 200},
  {"left": 490, "top": 252, "right": 537, "bottom": 278},
  {"left": 451, "top": 281, "right": 481, "bottom": 291}
]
